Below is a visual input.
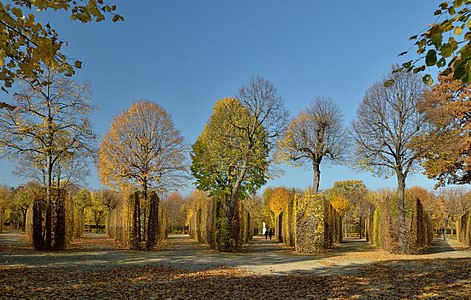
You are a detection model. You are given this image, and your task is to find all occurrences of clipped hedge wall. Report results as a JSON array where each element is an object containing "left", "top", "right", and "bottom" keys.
[
  {"left": 188, "top": 195, "right": 254, "bottom": 251},
  {"left": 282, "top": 197, "right": 295, "bottom": 247},
  {"left": 106, "top": 191, "right": 166, "bottom": 249},
  {"left": 369, "top": 196, "right": 432, "bottom": 253},
  {"left": 457, "top": 211, "right": 470, "bottom": 247},
  {"left": 26, "top": 188, "right": 71, "bottom": 250},
  {"left": 188, "top": 198, "right": 213, "bottom": 246},
  {"left": 295, "top": 194, "right": 341, "bottom": 253}
]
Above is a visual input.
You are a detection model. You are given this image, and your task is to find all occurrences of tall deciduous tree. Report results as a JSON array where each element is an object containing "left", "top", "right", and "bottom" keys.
[
  {"left": 418, "top": 74, "right": 471, "bottom": 186},
  {"left": 327, "top": 180, "right": 368, "bottom": 238},
  {"left": 191, "top": 98, "right": 268, "bottom": 251},
  {"left": 0, "top": 70, "right": 96, "bottom": 250},
  {"left": 191, "top": 77, "right": 287, "bottom": 251},
  {"left": 164, "top": 192, "right": 188, "bottom": 234},
  {"left": 269, "top": 187, "right": 291, "bottom": 217},
  {"left": 351, "top": 67, "right": 426, "bottom": 253},
  {"left": 235, "top": 75, "right": 289, "bottom": 152},
  {"left": 277, "top": 97, "right": 347, "bottom": 194},
  {"left": 0, "top": 0, "right": 122, "bottom": 109},
  {"left": 97, "top": 99, "right": 187, "bottom": 250}
]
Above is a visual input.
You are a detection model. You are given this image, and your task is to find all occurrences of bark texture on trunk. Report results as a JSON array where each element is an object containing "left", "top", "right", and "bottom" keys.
[{"left": 313, "top": 162, "right": 321, "bottom": 194}]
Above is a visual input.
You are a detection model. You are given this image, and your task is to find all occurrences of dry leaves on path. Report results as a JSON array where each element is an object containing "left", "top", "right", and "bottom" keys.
[{"left": 1, "top": 258, "right": 470, "bottom": 299}]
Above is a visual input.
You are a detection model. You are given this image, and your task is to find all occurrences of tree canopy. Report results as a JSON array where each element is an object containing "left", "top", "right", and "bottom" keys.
[
  {"left": 418, "top": 74, "right": 471, "bottom": 186},
  {"left": 97, "top": 99, "right": 187, "bottom": 195},
  {"left": 277, "top": 97, "right": 347, "bottom": 194},
  {"left": 351, "top": 67, "right": 427, "bottom": 253}
]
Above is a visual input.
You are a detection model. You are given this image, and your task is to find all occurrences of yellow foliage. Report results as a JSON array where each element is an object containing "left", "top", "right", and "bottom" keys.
[
  {"left": 269, "top": 187, "right": 291, "bottom": 216},
  {"left": 330, "top": 194, "right": 350, "bottom": 215}
]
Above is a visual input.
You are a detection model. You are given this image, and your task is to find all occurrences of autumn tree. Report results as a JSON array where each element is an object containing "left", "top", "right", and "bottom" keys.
[
  {"left": 92, "top": 188, "right": 120, "bottom": 235},
  {"left": 243, "top": 194, "right": 267, "bottom": 235},
  {"left": 0, "top": 185, "right": 12, "bottom": 232},
  {"left": 262, "top": 188, "right": 275, "bottom": 229},
  {"left": 164, "top": 192, "right": 188, "bottom": 234},
  {"left": 97, "top": 99, "right": 187, "bottom": 250},
  {"left": 86, "top": 191, "right": 108, "bottom": 233},
  {"left": 235, "top": 75, "right": 289, "bottom": 152},
  {"left": 399, "top": 1, "right": 471, "bottom": 84},
  {"left": 269, "top": 187, "right": 291, "bottom": 217},
  {"left": 191, "top": 77, "right": 287, "bottom": 251},
  {"left": 277, "top": 97, "right": 347, "bottom": 194},
  {"left": 418, "top": 74, "right": 471, "bottom": 186},
  {"left": 0, "top": 0, "right": 122, "bottom": 110},
  {"left": 351, "top": 67, "right": 427, "bottom": 253},
  {"left": 72, "top": 188, "right": 92, "bottom": 236},
  {"left": 327, "top": 180, "right": 368, "bottom": 238},
  {"left": 13, "top": 183, "right": 37, "bottom": 231},
  {"left": 191, "top": 98, "right": 267, "bottom": 251},
  {"left": 0, "top": 70, "right": 96, "bottom": 250}
]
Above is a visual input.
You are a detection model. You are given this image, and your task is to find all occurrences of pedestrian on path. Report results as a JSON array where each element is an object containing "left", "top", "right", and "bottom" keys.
[
  {"left": 269, "top": 228, "right": 273, "bottom": 240},
  {"left": 264, "top": 229, "right": 269, "bottom": 240}
]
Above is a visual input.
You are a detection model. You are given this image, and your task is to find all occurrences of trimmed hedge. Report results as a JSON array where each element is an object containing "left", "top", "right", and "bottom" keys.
[
  {"left": 187, "top": 193, "right": 253, "bottom": 251},
  {"left": 294, "top": 194, "right": 341, "bottom": 253},
  {"left": 457, "top": 211, "right": 471, "bottom": 247},
  {"left": 368, "top": 195, "right": 432, "bottom": 253}
]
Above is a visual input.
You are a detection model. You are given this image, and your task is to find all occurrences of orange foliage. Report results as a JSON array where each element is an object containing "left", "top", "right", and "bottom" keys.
[{"left": 419, "top": 74, "right": 471, "bottom": 186}]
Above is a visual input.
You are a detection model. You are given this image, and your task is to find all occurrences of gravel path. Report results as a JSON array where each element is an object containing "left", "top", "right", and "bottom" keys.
[{"left": 0, "top": 231, "right": 469, "bottom": 276}]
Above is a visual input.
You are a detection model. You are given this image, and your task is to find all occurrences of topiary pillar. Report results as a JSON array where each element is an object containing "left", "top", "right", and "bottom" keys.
[{"left": 295, "top": 194, "right": 326, "bottom": 253}]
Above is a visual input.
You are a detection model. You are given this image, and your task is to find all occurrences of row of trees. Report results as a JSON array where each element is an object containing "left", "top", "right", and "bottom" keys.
[{"left": 271, "top": 67, "right": 471, "bottom": 253}]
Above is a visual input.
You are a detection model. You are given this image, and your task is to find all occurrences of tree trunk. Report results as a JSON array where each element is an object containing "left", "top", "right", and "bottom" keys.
[
  {"left": 22, "top": 208, "right": 27, "bottom": 232},
  {"left": 45, "top": 155, "right": 53, "bottom": 250},
  {"left": 396, "top": 172, "right": 407, "bottom": 253},
  {"left": 312, "top": 162, "right": 321, "bottom": 194},
  {"left": 95, "top": 214, "right": 100, "bottom": 234}
]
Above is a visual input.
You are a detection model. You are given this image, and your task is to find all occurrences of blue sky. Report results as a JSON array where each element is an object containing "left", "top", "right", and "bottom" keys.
[{"left": 1, "top": 0, "right": 445, "bottom": 192}]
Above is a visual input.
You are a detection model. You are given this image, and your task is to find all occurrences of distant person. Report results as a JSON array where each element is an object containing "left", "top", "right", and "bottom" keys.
[
  {"left": 269, "top": 228, "right": 273, "bottom": 240},
  {"left": 264, "top": 229, "right": 269, "bottom": 240}
]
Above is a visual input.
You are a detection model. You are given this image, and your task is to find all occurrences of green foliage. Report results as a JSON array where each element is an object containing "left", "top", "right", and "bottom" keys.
[
  {"left": 0, "top": 0, "right": 122, "bottom": 95},
  {"left": 191, "top": 98, "right": 269, "bottom": 199},
  {"left": 73, "top": 189, "right": 92, "bottom": 209},
  {"left": 400, "top": 1, "right": 471, "bottom": 84}
]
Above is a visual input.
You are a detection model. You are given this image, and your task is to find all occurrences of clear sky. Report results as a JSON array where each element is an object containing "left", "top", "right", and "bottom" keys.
[{"left": 0, "top": 0, "right": 446, "bottom": 193}]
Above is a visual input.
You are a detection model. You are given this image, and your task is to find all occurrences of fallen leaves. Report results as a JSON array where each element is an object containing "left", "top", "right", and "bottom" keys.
[{"left": 1, "top": 258, "right": 470, "bottom": 299}]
